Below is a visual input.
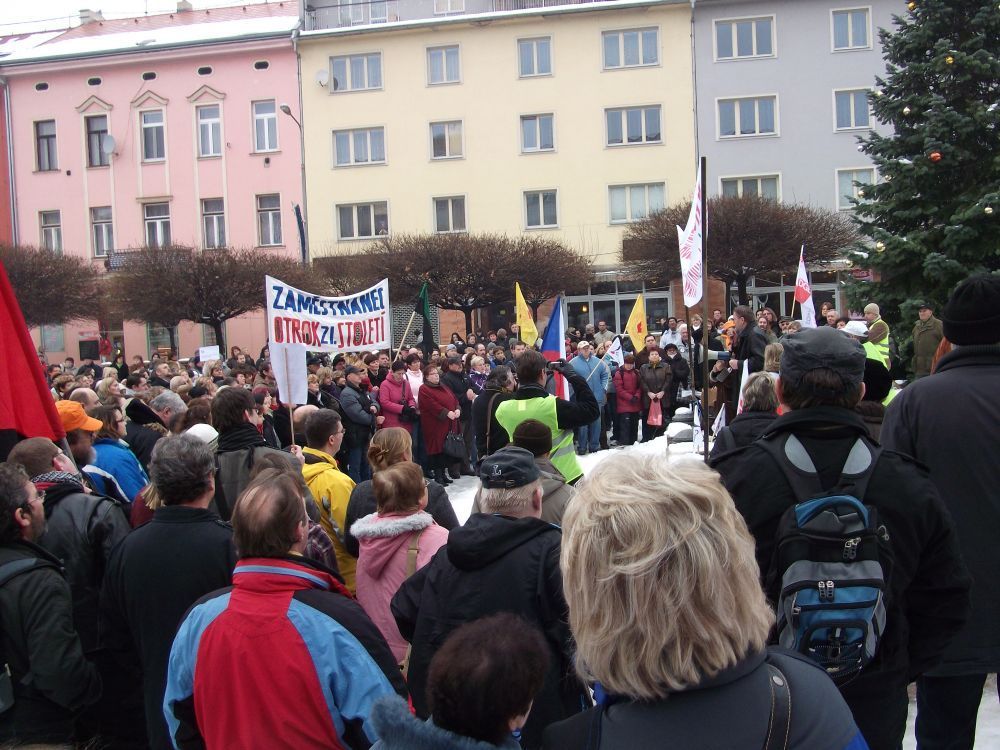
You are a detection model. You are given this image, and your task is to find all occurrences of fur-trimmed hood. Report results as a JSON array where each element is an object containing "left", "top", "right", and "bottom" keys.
[
  {"left": 352, "top": 511, "right": 435, "bottom": 579},
  {"left": 370, "top": 695, "right": 520, "bottom": 750}
]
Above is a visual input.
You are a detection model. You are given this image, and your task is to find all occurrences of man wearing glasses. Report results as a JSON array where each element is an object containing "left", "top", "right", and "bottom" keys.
[{"left": 0, "top": 462, "right": 101, "bottom": 745}]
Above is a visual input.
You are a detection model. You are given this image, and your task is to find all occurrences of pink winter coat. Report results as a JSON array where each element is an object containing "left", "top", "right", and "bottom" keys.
[
  {"left": 352, "top": 510, "right": 449, "bottom": 662},
  {"left": 378, "top": 375, "right": 416, "bottom": 433}
]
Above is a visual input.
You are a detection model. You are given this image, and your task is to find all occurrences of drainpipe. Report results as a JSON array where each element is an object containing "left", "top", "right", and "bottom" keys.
[
  {"left": 690, "top": 0, "right": 700, "bottom": 165},
  {"left": 1, "top": 77, "right": 19, "bottom": 244}
]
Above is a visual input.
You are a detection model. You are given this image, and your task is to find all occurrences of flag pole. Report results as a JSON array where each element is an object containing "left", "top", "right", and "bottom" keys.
[
  {"left": 283, "top": 346, "right": 296, "bottom": 448},
  {"left": 699, "top": 155, "right": 710, "bottom": 462},
  {"left": 394, "top": 311, "right": 417, "bottom": 362}
]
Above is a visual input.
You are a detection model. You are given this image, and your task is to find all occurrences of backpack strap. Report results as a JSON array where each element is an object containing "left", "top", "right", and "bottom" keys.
[
  {"left": 400, "top": 528, "right": 427, "bottom": 676},
  {"left": 763, "top": 663, "right": 791, "bottom": 750},
  {"left": 759, "top": 433, "right": 880, "bottom": 502},
  {"left": 0, "top": 558, "right": 59, "bottom": 588}
]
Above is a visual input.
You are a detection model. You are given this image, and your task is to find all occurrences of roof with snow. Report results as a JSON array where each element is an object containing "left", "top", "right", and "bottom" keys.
[{"left": 0, "top": 4, "right": 298, "bottom": 66}]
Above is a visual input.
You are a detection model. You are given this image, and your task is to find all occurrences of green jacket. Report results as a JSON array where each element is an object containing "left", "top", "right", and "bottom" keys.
[{"left": 911, "top": 315, "right": 944, "bottom": 378}]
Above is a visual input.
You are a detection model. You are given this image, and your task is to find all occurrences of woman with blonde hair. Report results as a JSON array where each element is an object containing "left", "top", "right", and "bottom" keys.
[
  {"left": 544, "top": 455, "right": 866, "bottom": 749},
  {"left": 351, "top": 462, "right": 450, "bottom": 663},
  {"left": 343, "top": 427, "right": 458, "bottom": 558},
  {"left": 96, "top": 376, "right": 125, "bottom": 406},
  {"left": 709, "top": 372, "right": 779, "bottom": 458},
  {"left": 764, "top": 342, "right": 784, "bottom": 376}
]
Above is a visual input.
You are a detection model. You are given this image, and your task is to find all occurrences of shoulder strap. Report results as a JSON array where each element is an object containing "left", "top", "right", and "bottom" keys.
[
  {"left": 0, "top": 558, "right": 59, "bottom": 588},
  {"left": 759, "top": 433, "right": 880, "bottom": 502},
  {"left": 763, "top": 663, "right": 791, "bottom": 750},
  {"left": 405, "top": 528, "right": 426, "bottom": 578}
]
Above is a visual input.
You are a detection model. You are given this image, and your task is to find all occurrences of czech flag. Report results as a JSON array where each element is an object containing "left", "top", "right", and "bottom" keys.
[{"left": 540, "top": 296, "right": 569, "bottom": 399}]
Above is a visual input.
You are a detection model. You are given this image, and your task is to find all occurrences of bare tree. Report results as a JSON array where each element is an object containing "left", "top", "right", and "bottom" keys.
[
  {"left": 505, "top": 236, "right": 593, "bottom": 315},
  {"left": 109, "top": 245, "right": 193, "bottom": 353},
  {"left": 623, "top": 195, "right": 857, "bottom": 304},
  {"left": 0, "top": 244, "right": 101, "bottom": 329}
]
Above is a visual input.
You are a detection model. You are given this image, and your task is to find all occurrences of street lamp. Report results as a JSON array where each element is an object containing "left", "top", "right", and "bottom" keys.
[{"left": 279, "top": 103, "right": 309, "bottom": 265}]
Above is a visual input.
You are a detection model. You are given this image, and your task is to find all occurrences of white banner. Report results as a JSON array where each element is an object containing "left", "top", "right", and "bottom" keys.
[
  {"left": 794, "top": 245, "right": 817, "bottom": 328},
  {"left": 265, "top": 276, "right": 390, "bottom": 353},
  {"left": 676, "top": 168, "right": 704, "bottom": 308},
  {"left": 198, "top": 345, "right": 220, "bottom": 363}
]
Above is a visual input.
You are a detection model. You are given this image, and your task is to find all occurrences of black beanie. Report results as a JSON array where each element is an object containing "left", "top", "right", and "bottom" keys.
[
  {"left": 941, "top": 274, "right": 1000, "bottom": 346},
  {"left": 512, "top": 419, "right": 552, "bottom": 458}
]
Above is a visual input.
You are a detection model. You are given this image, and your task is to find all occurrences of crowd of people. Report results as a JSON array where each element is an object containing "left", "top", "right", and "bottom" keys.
[{"left": 0, "top": 273, "right": 994, "bottom": 749}]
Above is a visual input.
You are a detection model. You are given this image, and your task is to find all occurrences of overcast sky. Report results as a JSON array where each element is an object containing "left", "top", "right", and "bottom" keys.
[{"left": 0, "top": 0, "right": 274, "bottom": 37}]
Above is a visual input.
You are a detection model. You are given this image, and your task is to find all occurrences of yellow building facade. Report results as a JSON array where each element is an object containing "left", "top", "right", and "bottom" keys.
[{"left": 298, "top": 0, "right": 695, "bottom": 269}]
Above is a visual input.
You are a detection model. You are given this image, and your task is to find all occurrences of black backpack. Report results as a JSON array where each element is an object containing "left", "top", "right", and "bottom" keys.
[{"left": 758, "top": 433, "right": 893, "bottom": 685}]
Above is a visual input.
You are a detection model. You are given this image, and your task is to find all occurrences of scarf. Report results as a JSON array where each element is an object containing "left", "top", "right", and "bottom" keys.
[
  {"left": 32, "top": 471, "right": 86, "bottom": 493},
  {"left": 217, "top": 421, "right": 268, "bottom": 453}
]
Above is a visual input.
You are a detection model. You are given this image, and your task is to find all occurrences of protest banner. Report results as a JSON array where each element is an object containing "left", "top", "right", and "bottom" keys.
[
  {"left": 265, "top": 276, "right": 390, "bottom": 352},
  {"left": 198, "top": 345, "right": 220, "bottom": 363}
]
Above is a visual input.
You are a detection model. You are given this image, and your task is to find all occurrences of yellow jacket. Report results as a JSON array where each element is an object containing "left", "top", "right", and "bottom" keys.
[{"left": 301, "top": 447, "right": 357, "bottom": 593}]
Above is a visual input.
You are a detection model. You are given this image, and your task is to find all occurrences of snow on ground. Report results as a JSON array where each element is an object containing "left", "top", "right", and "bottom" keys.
[{"left": 442, "top": 425, "right": 1000, "bottom": 746}]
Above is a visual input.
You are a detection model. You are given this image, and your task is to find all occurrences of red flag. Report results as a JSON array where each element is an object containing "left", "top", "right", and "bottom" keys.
[{"left": 0, "top": 259, "right": 65, "bottom": 445}]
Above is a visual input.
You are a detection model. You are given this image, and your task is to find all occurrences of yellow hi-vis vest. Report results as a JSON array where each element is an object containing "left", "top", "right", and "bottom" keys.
[
  {"left": 494, "top": 396, "right": 582, "bottom": 484},
  {"left": 864, "top": 340, "right": 890, "bottom": 369}
]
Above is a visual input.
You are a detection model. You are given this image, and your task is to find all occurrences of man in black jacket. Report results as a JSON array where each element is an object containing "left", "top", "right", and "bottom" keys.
[
  {"left": 711, "top": 326, "right": 971, "bottom": 750},
  {"left": 881, "top": 274, "right": 1000, "bottom": 749},
  {"left": 101, "top": 435, "right": 236, "bottom": 750},
  {"left": 0, "top": 462, "right": 101, "bottom": 745},
  {"left": 391, "top": 447, "right": 589, "bottom": 750},
  {"left": 471, "top": 365, "right": 516, "bottom": 463},
  {"left": 727, "top": 304, "right": 768, "bottom": 420},
  {"left": 441, "top": 356, "right": 477, "bottom": 476}
]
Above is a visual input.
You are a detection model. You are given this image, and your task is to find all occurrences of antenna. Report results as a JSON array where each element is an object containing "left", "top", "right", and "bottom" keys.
[
  {"left": 315, "top": 69, "right": 329, "bottom": 87},
  {"left": 101, "top": 134, "right": 116, "bottom": 156}
]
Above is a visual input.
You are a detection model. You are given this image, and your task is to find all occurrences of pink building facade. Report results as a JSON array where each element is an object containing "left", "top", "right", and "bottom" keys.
[{"left": 1, "top": 4, "right": 302, "bottom": 363}]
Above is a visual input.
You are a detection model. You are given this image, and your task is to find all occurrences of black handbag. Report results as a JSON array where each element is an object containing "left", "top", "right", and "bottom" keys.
[
  {"left": 443, "top": 424, "right": 466, "bottom": 461},
  {"left": 399, "top": 381, "right": 418, "bottom": 423}
]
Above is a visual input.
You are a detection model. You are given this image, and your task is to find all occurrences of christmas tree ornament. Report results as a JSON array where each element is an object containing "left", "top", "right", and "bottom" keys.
[
  {"left": 858, "top": 189, "right": 866, "bottom": 198},
  {"left": 902, "top": 106, "right": 912, "bottom": 115},
  {"left": 986, "top": 207, "right": 994, "bottom": 215},
  {"left": 945, "top": 55, "right": 954, "bottom": 64},
  {"left": 907, "top": 1, "right": 916, "bottom": 9},
  {"left": 929, "top": 151, "right": 942, "bottom": 162},
  {"left": 875, "top": 241, "right": 886, "bottom": 251}
]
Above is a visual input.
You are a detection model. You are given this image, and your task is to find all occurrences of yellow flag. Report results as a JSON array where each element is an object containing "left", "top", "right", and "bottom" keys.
[
  {"left": 514, "top": 282, "right": 538, "bottom": 346},
  {"left": 625, "top": 294, "right": 647, "bottom": 351}
]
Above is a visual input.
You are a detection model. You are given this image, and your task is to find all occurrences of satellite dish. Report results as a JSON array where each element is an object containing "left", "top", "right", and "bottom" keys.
[
  {"left": 315, "top": 69, "right": 329, "bottom": 87},
  {"left": 101, "top": 134, "right": 116, "bottom": 155}
]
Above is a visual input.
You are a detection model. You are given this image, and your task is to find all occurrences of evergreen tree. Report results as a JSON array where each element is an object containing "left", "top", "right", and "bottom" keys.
[{"left": 848, "top": 0, "right": 999, "bottom": 325}]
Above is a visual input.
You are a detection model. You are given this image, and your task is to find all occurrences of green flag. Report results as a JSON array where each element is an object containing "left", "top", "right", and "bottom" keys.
[{"left": 414, "top": 282, "right": 437, "bottom": 357}]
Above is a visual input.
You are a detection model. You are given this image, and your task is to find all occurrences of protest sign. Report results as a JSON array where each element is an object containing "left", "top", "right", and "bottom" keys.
[
  {"left": 265, "top": 276, "right": 390, "bottom": 353},
  {"left": 198, "top": 345, "right": 220, "bottom": 363}
]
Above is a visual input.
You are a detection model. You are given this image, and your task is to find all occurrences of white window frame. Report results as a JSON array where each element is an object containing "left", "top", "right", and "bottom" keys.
[
  {"left": 40, "top": 210, "right": 62, "bottom": 253},
  {"left": 605, "top": 105, "right": 663, "bottom": 147},
  {"left": 143, "top": 203, "right": 171, "bottom": 247},
  {"left": 433, "top": 0, "right": 464, "bottom": 14},
  {"left": 197, "top": 104, "right": 222, "bottom": 158},
  {"left": 330, "top": 53, "right": 383, "bottom": 93},
  {"left": 430, "top": 120, "right": 464, "bottom": 160},
  {"left": 40, "top": 325, "right": 64, "bottom": 352},
  {"left": 140, "top": 109, "right": 166, "bottom": 162},
  {"left": 716, "top": 94, "right": 779, "bottom": 139},
  {"left": 252, "top": 100, "right": 278, "bottom": 153},
  {"left": 337, "top": 201, "right": 390, "bottom": 240},
  {"left": 256, "top": 194, "right": 283, "bottom": 246},
  {"left": 524, "top": 189, "right": 559, "bottom": 230},
  {"left": 518, "top": 37, "right": 552, "bottom": 78},
  {"left": 719, "top": 174, "right": 782, "bottom": 201},
  {"left": 520, "top": 113, "right": 555, "bottom": 153},
  {"left": 608, "top": 183, "right": 666, "bottom": 225},
  {"left": 713, "top": 15, "right": 776, "bottom": 61},
  {"left": 427, "top": 45, "right": 461, "bottom": 86},
  {"left": 833, "top": 88, "right": 872, "bottom": 131},
  {"left": 836, "top": 167, "right": 875, "bottom": 211},
  {"left": 202, "top": 198, "right": 226, "bottom": 249},
  {"left": 333, "top": 126, "right": 386, "bottom": 167},
  {"left": 91, "top": 206, "right": 113, "bottom": 257},
  {"left": 433, "top": 195, "right": 467, "bottom": 233},
  {"left": 370, "top": 0, "right": 387, "bottom": 22},
  {"left": 85, "top": 114, "right": 109, "bottom": 168},
  {"left": 338, "top": 0, "right": 364, "bottom": 26},
  {"left": 602, "top": 27, "right": 659, "bottom": 70},
  {"left": 831, "top": 7, "right": 872, "bottom": 51}
]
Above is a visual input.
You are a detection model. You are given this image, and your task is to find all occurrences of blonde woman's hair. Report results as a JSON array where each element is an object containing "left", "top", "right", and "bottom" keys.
[
  {"left": 316, "top": 366, "right": 333, "bottom": 384},
  {"left": 203, "top": 359, "right": 221, "bottom": 376},
  {"left": 102, "top": 366, "right": 118, "bottom": 380},
  {"left": 96, "top": 376, "right": 119, "bottom": 403},
  {"left": 367, "top": 427, "right": 412, "bottom": 473},
  {"left": 764, "top": 343, "right": 784, "bottom": 373},
  {"left": 307, "top": 373, "right": 319, "bottom": 385},
  {"left": 560, "top": 455, "right": 772, "bottom": 699}
]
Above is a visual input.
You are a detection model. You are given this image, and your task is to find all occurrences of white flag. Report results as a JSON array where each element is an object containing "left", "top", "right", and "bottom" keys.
[
  {"left": 712, "top": 404, "right": 727, "bottom": 436},
  {"left": 606, "top": 336, "right": 624, "bottom": 367},
  {"left": 794, "top": 245, "right": 817, "bottom": 328},
  {"left": 270, "top": 342, "right": 308, "bottom": 406},
  {"left": 692, "top": 401, "right": 703, "bottom": 450},
  {"left": 736, "top": 359, "right": 751, "bottom": 415},
  {"left": 676, "top": 169, "right": 703, "bottom": 308}
]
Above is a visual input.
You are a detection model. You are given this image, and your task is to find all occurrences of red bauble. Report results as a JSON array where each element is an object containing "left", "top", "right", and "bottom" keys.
[{"left": 929, "top": 151, "right": 942, "bottom": 162}]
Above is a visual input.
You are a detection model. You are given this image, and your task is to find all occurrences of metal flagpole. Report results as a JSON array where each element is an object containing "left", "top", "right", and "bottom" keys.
[{"left": 700, "top": 155, "right": 710, "bottom": 462}]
